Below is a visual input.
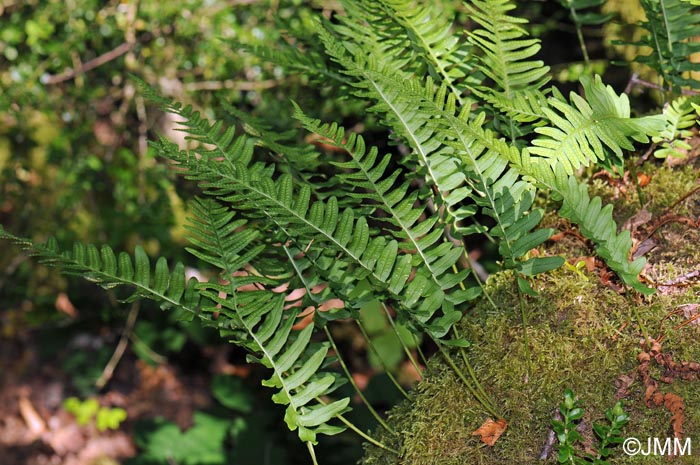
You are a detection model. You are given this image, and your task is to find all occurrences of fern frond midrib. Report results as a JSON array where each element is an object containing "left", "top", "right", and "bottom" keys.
[
  {"left": 387, "top": 5, "right": 466, "bottom": 105},
  {"left": 19, "top": 240, "right": 199, "bottom": 319},
  {"left": 368, "top": 78, "right": 445, "bottom": 194},
  {"left": 190, "top": 157, "right": 390, "bottom": 294}
]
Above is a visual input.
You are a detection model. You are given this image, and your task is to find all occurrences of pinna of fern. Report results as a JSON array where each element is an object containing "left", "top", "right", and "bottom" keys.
[{"left": 626, "top": 0, "right": 700, "bottom": 94}]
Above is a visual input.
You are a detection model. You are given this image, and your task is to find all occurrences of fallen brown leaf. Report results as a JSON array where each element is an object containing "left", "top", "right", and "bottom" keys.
[
  {"left": 19, "top": 396, "right": 46, "bottom": 436},
  {"left": 471, "top": 418, "right": 507, "bottom": 446},
  {"left": 55, "top": 292, "right": 78, "bottom": 318}
]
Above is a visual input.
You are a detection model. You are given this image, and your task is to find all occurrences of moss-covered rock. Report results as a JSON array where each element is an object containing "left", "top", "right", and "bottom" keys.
[{"left": 362, "top": 160, "right": 700, "bottom": 464}]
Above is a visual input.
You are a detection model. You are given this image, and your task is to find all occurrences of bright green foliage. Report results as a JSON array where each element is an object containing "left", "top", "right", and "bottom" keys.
[
  {"left": 63, "top": 397, "right": 127, "bottom": 431},
  {"left": 130, "top": 413, "right": 233, "bottom": 465},
  {"left": 553, "top": 389, "right": 629, "bottom": 464},
  {"left": 530, "top": 75, "right": 664, "bottom": 175},
  {"left": 627, "top": 0, "right": 700, "bottom": 93},
  {"left": 1, "top": 0, "right": 682, "bottom": 457},
  {"left": 653, "top": 96, "right": 698, "bottom": 158},
  {"left": 465, "top": 0, "right": 551, "bottom": 130}
]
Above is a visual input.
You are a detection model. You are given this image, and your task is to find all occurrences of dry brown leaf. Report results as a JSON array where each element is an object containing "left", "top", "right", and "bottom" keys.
[
  {"left": 681, "top": 304, "right": 700, "bottom": 326},
  {"left": 471, "top": 418, "right": 507, "bottom": 446},
  {"left": 55, "top": 292, "right": 78, "bottom": 318},
  {"left": 19, "top": 396, "right": 46, "bottom": 436},
  {"left": 636, "top": 172, "right": 651, "bottom": 187}
]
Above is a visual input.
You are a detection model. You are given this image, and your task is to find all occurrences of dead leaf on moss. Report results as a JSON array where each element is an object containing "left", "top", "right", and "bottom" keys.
[
  {"left": 614, "top": 372, "right": 636, "bottom": 399},
  {"left": 681, "top": 304, "right": 700, "bottom": 326},
  {"left": 637, "top": 172, "right": 652, "bottom": 187},
  {"left": 471, "top": 418, "right": 507, "bottom": 446}
]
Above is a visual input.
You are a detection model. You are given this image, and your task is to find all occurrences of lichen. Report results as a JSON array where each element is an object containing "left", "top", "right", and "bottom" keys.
[{"left": 362, "top": 161, "right": 700, "bottom": 464}]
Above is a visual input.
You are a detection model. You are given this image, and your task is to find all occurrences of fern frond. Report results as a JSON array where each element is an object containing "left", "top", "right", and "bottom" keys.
[
  {"left": 530, "top": 75, "right": 665, "bottom": 174},
  {"left": 294, "top": 107, "right": 481, "bottom": 324},
  {"left": 555, "top": 173, "right": 651, "bottom": 294},
  {"left": 235, "top": 41, "right": 352, "bottom": 88},
  {"left": 652, "top": 96, "right": 697, "bottom": 158},
  {"left": 315, "top": 29, "right": 474, "bottom": 232},
  {"left": 629, "top": 0, "right": 700, "bottom": 92},
  {"left": 505, "top": 153, "right": 654, "bottom": 294},
  {"left": 178, "top": 198, "right": 351, "bottom": 446},
  {"left": 199, "top": 283, "right": 349, "bottom": 445},
  {"left": 465, "top": 0, "right": 551, "bottom": 134},
  {"left": 149, "top": 91, "right": 465, "bottom": 341},
  {"left": 373, "top": 0, "right": 476, "bottom": 105},
  {"left": 385, "top": 76, "right": 564, "bottom": 276},
  {"left": 0, "top": 226, "right": 203, "bottom": 317}
]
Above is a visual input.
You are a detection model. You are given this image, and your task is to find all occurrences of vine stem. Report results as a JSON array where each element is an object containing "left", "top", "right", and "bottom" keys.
[
  {"left": 381, "top": 303, "right": 423, "bottom": 376},
  {"left": 567, "top": 2, "right": 590, "bottom": 67},
  {"left": 515, "top": 277, "right": 533, "bottom": 380},
  {"left": 334, "top": 412, "right": 400, "bottom": 455},
  {"left": 323, "top": 326, "right": 397, "bottom": 435},
  {"left": 355, "top": 320, "right": 410, "bottom": 399},
  {"left": 436, "top": 339, "right": 501, "bottom": 420}
]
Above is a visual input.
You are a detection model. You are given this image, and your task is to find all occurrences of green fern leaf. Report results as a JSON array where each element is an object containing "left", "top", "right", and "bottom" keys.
[
  {"left": 531, "top": 75, "right": 664, "bottom": 174},
  {"left": 627, "top": 0, "right": 700, "bottom": 92},
  {"left": 0, "top": 226, "right": 204, "bottom": 314},
  {"left": 653, "top": 96, "right": 697, "bottom": 158}
]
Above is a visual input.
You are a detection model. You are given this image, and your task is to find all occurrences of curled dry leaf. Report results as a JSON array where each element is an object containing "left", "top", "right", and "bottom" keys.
[
  {"left": 471, "top": 418, "right": 507, "bottom": 446},
  {"left": 55, "top": 292, "right": 78, "bottom": 318}
]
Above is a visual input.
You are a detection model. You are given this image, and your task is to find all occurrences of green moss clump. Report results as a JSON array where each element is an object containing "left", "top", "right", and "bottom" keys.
[{"left": 362, "top": 161, "right": 700, "bottom": 465}]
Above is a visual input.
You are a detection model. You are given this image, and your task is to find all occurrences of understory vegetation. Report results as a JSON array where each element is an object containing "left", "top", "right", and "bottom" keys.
[{"left": 2, "top": 0, "right": 700, "bottom": 464}]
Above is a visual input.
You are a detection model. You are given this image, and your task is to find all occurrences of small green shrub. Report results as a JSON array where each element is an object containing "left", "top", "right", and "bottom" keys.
[{"left": 554, "top": 389, "right": 630, "bottom": 465}]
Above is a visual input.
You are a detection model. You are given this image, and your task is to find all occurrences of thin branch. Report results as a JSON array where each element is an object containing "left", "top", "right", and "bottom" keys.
[
  {"left": 42, "top": 42, "right": 135, "bottom": 85},
  {"left": 41, "top": 26, "right": 173, "bottom": 85},
  {"left": 624, "top": 72, "right": 700, "bottom": 96},
  {"left": 184, "top": 79, "right": 281, "bottom": 92},
  {"left": 95, "top": 301, "right": 140, "bottom": 389}
]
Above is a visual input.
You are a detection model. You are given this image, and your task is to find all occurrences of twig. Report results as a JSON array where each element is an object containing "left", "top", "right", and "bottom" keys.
[
  {"left": 42, "top": 42, "right": 135, "bottom": 85},
  {"left": 624, "top": 72, "right": 700, "bottom": 96},
  {"left": 41, "top": 25, "right": 173, "bottom": 85},
  {"left": 539, "top": 408, "right": 563, "bottom": 460},
  {"left": 95, "top": 301, "right": 140, "bottom": 389},
  {"left": 184, "top": 79, "right": 281, "bottom": 92}
]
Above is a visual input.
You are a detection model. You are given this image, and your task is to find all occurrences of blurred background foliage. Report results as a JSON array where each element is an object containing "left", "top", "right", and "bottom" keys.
[{"left": 0, "top": 0, "right": 655, "bottom": 463}]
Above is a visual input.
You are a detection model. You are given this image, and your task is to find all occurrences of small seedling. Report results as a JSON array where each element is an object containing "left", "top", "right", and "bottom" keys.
[
  {"left": 64, "top": 397, "right": 127, "bottom": 431},
  {"left": 553, "top": 389, "right": 629, "bottom": 464}
]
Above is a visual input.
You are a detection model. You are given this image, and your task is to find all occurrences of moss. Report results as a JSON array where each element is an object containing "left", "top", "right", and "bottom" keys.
[{"left": 362, "top": 161, "right": 700, "bottom": 464}]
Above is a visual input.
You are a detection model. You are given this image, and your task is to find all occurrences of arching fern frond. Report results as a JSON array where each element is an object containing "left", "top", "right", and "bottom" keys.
[
  {"left": 505, "top": 152, "right": 654, "bottom": 294},
  {"left": 293, "top": 107, "right": 481, "bottom": 328},
  {"left": 0, "top": 226, "right": 203, "bottom": 317},
  {"left": 628, "top": 0, "right": 700, "bottom": 93},
  {"left": 147, "top": 88, "right": 466, "bottom": 342},
  {"left": 374, "top": 74, "right": 564, "bottom": 279},
  {"left": 530, "top": 75, "right": 665, "bottom": 174},
  {"left": 652, "top": 96, "right": 697, "bottom": 158},
  {"left": 465, "top": 0, "right": 551, "bottom": 134}
]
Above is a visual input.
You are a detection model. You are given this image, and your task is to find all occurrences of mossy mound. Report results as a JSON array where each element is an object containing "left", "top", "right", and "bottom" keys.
[{"left": 362, "top": 160, "right": 700, "bottom": 464}]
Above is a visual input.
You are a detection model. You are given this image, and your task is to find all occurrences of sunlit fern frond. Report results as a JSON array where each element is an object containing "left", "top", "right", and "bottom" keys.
[{"left": 530, "top": 75, "right": 664, "bottom": 174}]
